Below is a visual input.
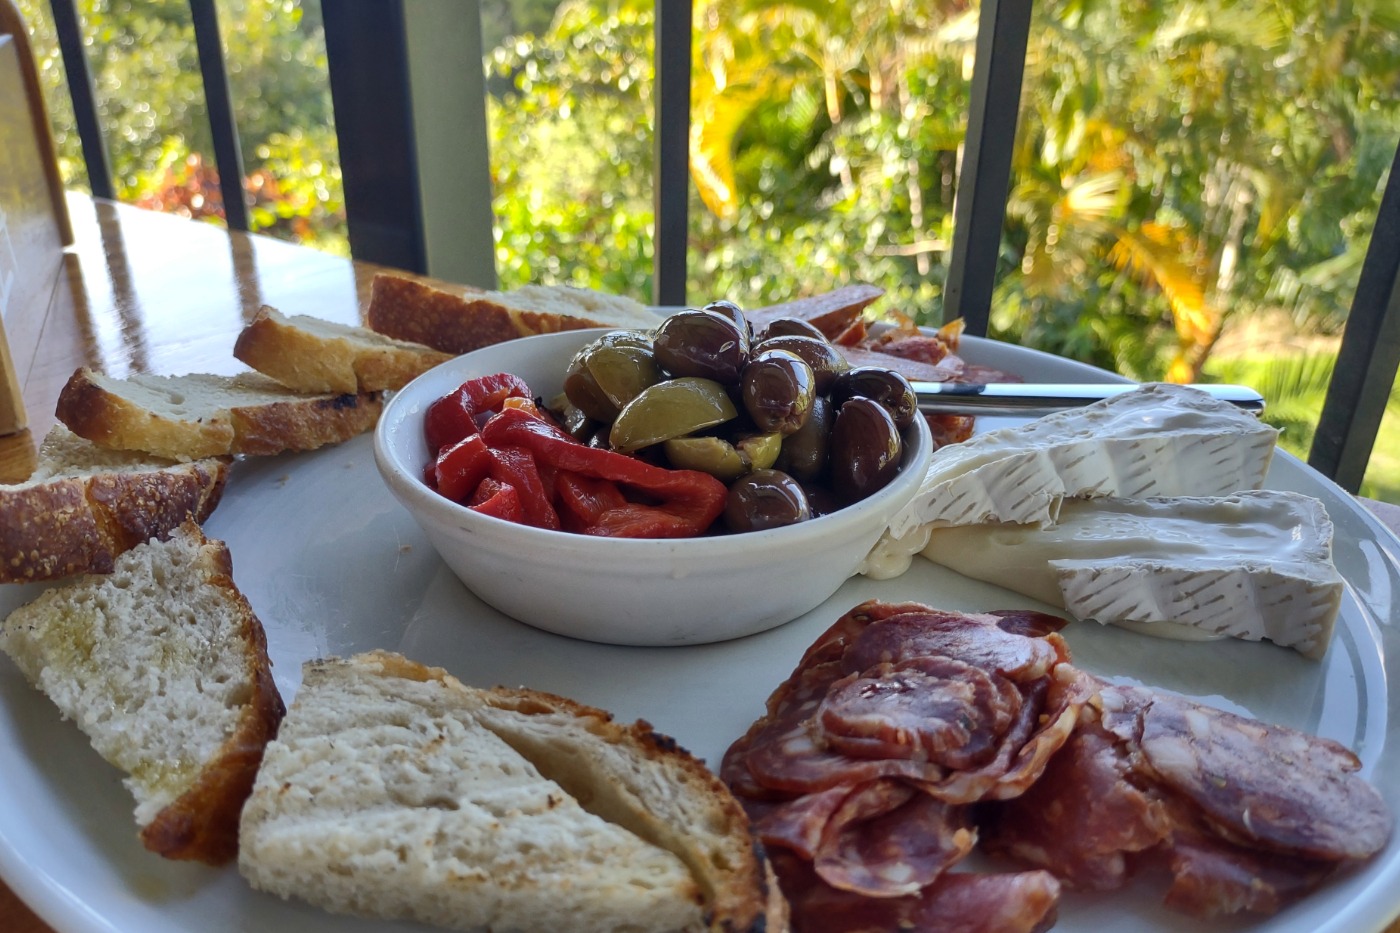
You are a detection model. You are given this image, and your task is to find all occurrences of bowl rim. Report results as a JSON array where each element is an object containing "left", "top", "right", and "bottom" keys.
[{"left": 373, "top": 329, "right": 935, "bottom": 554}]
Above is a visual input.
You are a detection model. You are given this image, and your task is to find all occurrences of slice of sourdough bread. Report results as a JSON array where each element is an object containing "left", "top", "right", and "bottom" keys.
[
  {"left": 56, "top": 368, "right": 383, "bottom": 461},
  {"left": 0, "top": 425, "right": 229, "bottom": 582},
  {"left": 0, "top": 522, "right": 284, "bottom": 864},
  {"left": 234, "top": 305, "right": 453, "bottom": 394},
  {"left": 366, "top": 272, "right": 662, "bottom": 355},
  {"left": 239, "top": 651, "right": 785, "bottom": 933}
]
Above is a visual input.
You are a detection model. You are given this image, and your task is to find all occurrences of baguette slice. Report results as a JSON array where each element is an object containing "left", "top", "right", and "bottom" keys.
[
  {"left": 0, "top": 522, "right": 284, "bottom": 864},
  {"left": 0, "top": 425, "right": 228, "bottom": 582},
  {"left": 234, "top": 305, "right": 453, "bottom": 394},
  {"left": 239, "top": 650, "right": 785, "bottom": 933},
  {"left": 366, "top": 272, "right": 662, "bottom": 355},
  {"left": 56, "top": 368, "right": 383, "bottom": 461}
]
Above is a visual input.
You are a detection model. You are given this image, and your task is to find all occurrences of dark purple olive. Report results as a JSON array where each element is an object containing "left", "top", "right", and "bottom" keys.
[
  {"left": 753, "top": 334, "right": 850, "bottom": 393},
  {"left": 741, "top": 349, "right": 816, "bottom": 436},
  {"left": 703, "top": 299, "right": 752, "bottom": 341},
  {"left": 653, "top": 309, "right": 750, "bottom": 385},
  {"left": 829, "top": 367, "right": 918, "bottom": 430},
  {"left": 725, "top": 469, "right": 812, "bottom": 532},
  {"left": 759, "top": 317, "right": 826, "bottom": 341},
  {"left": 829, "top": 397, "right": 902, "bottom": 502},
  {"left": 776, "top": 394, "right": 832, "bottom": 482}
]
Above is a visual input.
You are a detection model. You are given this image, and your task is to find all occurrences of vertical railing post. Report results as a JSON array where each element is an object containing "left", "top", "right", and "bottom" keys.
[
  {"left": 189, "top": 0, "right": 249, "bottom": 231},
  {"left": 653, "top": 0, "right": 691, "bottom": 307},
  {"left": 321, "top": 0, "right": 427, "bottom": 273},
  {"left": 1308, "top": 142, "right": 1400, "bottom": 491},
  {"left": 46, "top": 0, "right": 113, "bottom": 200},
  {"left": 941, "top": 0, "right": 1034, "bottom": 335}
]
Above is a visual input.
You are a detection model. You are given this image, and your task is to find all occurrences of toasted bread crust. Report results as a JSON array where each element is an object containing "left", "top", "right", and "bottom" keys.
[
  {"left": 0, "top": 458, "right": 228, "bottom": 583},
  {"left": 140, "top": 535, "right": 284, "bottom": 863},
  {"left": 367, "top": 274, "right": 528, "bottom": 353},
  {"left": 55, "top": 367, "right": 383, "bottom": 461},
  {"left": 280, "top": 652, "right": 787, "bottom": 932},
  {"left": 234, "top": 305, "right": 452, "bottom": 394},
  {"left": 224, "top": 390, "right": 383, "bottom": 457},
  {"left": 748, "top": 285, "right": 884, "bottom": 340},
  {"left": 366, "top": 274, "right": 636, "bottom": 355},
  {"left": 482, "top": 685, "right": 788, "bottom": 932},
  {"left": 56, "top": 371, "right": 233, "bottom": 461}
]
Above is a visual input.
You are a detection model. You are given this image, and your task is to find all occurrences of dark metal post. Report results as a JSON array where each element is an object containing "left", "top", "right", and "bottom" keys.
[
  {"left": 941, "top": 0, "right": 1034, "bottom": 335},
  {"left": 321, "top": 0, "right": 426, "bottom": 272},
  {"left": 47, "top": 0, "right": 113, "bottom": 199},
  {"left": 653, "top": 0, "right": 691, "bottom": 307},
  {"left": 1308, "top": 142, "right": 1400, "bottom": 491},
  {"left": 189, "top": 0, "right": 249, "bottom": 231}
]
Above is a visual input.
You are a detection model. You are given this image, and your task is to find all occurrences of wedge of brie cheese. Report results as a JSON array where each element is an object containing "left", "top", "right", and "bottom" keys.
[
  {"left": 888, "top": 383, "right": 1278, "bottom": 538},
  {"left": 920, "top": 490, "right": 1343, "bottom": 658}
]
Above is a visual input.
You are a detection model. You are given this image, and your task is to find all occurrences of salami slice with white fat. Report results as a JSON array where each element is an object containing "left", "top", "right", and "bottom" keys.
[
  {"left": 816, "top": 656, "right": 1021, "bottom": 768},
  {"left": 984, "top": 678, "right": 1394, "bottom": 918},
  {"left": 772, "top": 851, "right": 1061, "bottom": 933},
  {"left": 812, "top": 781, "right": 976, "bottom": 896},
  {"left": 841, "top": 609, "right": 1065, "bottom": 679},
  {"left": 1135, "top": 688, "right": 1393, "bottom": 861}
]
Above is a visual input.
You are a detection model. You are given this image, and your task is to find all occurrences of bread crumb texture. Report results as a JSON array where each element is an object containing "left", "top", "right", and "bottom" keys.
[
  {"left": 0, "top": 526, "right": 262, "bottom": 828},
  {"left": 239, "top": 652, "right": 709, "bottom": 933}
]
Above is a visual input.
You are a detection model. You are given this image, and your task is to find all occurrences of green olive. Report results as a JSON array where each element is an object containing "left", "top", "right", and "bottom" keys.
[
  {"left": 829, "top": 397, "right": 903, "bottom": 502},
  {"left": 725, "top": 469, "right": 812, "bottom": 532},
  {"left": 586, "top": 345, "right": 663, "bottom": 409},
  {"left": 653, "top": 309, "right": 751, "bottom": 385},
  {"left": 563, "top": 350, "right": 621, "bottom": 422},
  {"left": 735, "top": 432, "right": 783, "bottom": 471},
  {"left": 741, "top": 349, "right": 816, "bottom": 436},
  {"left": 592, "top": 330, "right": 655, "bottom": 351},
  {"left": 753, "top": 334, "right": 850, "bottom": 393},
  {"left": 609, "top": 377, "right": 737, "bottom": 453},
  {"left": 663, "top": 436, "right": 749, "bottom": 481},
  {"left": 549, "top": 391, "right": 594, "bottom": 441}
]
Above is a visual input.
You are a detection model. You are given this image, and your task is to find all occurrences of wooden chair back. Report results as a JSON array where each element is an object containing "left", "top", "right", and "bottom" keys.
[{"left": 0, "top": 0, "right": 72, "bottom": 437}]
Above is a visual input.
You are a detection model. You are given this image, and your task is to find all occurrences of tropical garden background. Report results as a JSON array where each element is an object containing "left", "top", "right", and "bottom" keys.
[{"left": 18, "top": 0, "right": 1400, "bottom": 500}]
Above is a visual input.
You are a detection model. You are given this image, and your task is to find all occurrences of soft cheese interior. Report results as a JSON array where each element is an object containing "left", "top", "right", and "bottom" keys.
[{"left": 920, "top": 490, "right": 1344, "bottom": 659}]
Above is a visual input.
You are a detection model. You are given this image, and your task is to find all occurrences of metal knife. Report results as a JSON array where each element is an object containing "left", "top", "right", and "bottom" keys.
[{"left": 911, "top": 382, "right": 1266, "bottom": 416}]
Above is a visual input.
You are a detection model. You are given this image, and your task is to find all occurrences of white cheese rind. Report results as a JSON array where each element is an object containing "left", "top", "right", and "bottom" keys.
[
  {"left": 919, "top": 491, "right": 1343, "bottom": 659},
  {"left": 885, "top": 383, "right": 1278, "bottom": 538}
]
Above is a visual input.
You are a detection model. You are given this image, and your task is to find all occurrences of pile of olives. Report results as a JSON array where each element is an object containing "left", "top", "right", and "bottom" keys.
[{"left": 553, "top": 300, "right": 918, "bottom": 533}]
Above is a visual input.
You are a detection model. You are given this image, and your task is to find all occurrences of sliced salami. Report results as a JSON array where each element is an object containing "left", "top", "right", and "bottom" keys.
[
  {"left": 816, "top": 656, "right": 1021, "bottom": 768},
  {"left": 842, "top": 610, "right": 1065, "bottom": 680},
  {"left": 1136, "top": 689, "right": 1393, "bottom": 862},
  {"left": 813, "top": 782, "right": 976, "bottom": 896},
  {"left": 980, "top": 713, "right": 1172, "bottom": 891},
  {"left": 773, "top": 851, "right": 1061, "bottom": 933}
]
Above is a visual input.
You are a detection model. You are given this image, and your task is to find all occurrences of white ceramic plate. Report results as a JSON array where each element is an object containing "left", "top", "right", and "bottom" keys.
[{"left": 1, "top": 336, "right": 1396, "bottom": 933}]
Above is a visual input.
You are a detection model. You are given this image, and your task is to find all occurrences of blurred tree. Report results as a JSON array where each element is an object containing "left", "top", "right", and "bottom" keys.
[{"left": 19, "top": 0, "right": 346, "bottom": 250}]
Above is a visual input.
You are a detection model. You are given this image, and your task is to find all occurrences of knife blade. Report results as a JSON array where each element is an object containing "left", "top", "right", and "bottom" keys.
[{"left": 911, "top": 382, "right": 1265, "bottom": 416}]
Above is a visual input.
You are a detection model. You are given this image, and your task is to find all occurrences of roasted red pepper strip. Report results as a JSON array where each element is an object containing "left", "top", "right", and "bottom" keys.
[
  {"left": 481, "top": 408, "right": 728, "bottom": 538},
  {"left": 487, "top": 445, "right": 560, "bottom": 530},
  {"left": 555, "top": 470, "right": 630, "bottom": 530},
  {"left": 434, "top": 433, "right": 493, "bottom": 503},
  {"left": 424, "top": 373, "right": 532, "bottom": 452},
  {"left": 467, "top": 478, "right": 525, "bottom": 522}
]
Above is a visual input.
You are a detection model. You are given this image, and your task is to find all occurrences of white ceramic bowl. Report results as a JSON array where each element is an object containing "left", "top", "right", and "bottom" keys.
[{"left": 374, "top": 328, "right": 933, "bottom": 646}]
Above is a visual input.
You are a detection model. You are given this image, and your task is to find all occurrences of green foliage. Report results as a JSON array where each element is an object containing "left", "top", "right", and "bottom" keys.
[{"left": 19, "top": 0, "right": 345, "bottom": 245}]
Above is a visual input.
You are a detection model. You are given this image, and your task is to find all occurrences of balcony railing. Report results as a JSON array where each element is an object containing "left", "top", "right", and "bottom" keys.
[{"left": 32, "top": 0, "right": 1400, "bottom": 494}]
